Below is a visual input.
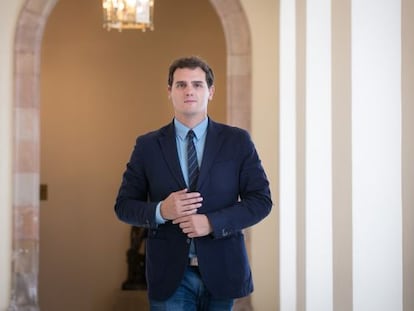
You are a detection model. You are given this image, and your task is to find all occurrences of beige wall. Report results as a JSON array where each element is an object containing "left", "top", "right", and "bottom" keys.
[
  {"left": 239, "top": 0, "right": 279, "bottom": 310},
  {"left": 402, "top": 0, "right": 414, "bottom": 309},
  {"left": 39, "top": 0, "right": 226, "bottom": 310}
]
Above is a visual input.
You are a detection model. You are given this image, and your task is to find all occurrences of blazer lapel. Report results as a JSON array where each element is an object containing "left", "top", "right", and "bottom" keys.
[
  {"left": 197, "top": 120, "right": 225, "bottom": 190},
  {"left": 158, "top": 122, "right": 187, "bottom": 189}
]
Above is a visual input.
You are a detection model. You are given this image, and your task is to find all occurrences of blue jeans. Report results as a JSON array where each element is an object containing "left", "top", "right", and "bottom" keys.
[{"left": 149, "top": 266, "right": 234, "bottom": 311}]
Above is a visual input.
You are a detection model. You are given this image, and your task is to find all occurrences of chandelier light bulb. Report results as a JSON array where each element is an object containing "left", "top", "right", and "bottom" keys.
[{"left": 102, "top": 0, "right": 154, "bottom": 32}]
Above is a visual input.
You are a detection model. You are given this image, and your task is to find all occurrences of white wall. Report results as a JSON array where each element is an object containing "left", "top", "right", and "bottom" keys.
[{"left": 0, "top": 1, "right": 25, "bottom": 309}]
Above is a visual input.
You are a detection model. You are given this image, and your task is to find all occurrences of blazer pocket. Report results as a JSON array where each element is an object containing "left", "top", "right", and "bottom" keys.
[{"left": 147, "top": 227, "right": 166, "bottom": 240}]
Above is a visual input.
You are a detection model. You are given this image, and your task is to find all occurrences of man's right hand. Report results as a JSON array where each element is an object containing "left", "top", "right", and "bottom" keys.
[{"left": 160, "top": 189, "right": 203, "bottom": 221}]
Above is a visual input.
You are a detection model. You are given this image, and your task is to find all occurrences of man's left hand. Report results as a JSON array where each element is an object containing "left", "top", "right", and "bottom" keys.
[{"left": 172, "top": 214, "right": 213, "bottom": 238}]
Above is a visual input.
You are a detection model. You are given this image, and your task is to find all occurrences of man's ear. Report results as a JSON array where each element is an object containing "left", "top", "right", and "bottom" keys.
[
  {"left": 167, "top": 85, "right": 172, "bottom": 99},
  {"left": 208, "top": 85, "right": 215, "bottom": 100}
]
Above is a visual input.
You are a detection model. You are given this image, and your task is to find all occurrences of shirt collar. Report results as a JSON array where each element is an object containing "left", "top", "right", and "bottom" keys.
[{"left": 174, "top": 118, "right": 208, "bottom": 141}]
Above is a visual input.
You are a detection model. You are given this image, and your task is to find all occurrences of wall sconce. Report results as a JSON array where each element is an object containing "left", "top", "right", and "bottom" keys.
[{"left": 102, "top": 0, "right": 154, "bottom": 32}]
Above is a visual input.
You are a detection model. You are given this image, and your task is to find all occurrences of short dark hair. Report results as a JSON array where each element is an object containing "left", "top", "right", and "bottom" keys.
[{"left": 168, "top": 56, "right": 215, "bottom": 88}]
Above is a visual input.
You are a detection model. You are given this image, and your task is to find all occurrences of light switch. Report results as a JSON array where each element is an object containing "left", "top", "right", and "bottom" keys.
[{"left": 40, "top": 184, "right": 48, "bottom": 201}]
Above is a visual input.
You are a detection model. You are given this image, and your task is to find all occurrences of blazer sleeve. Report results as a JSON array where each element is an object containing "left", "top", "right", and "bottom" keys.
[
  {"left": 114, "top": 136, "right": 158, "bottom": 228},
  {"left": 206, "top": 130, "right": 273, "bottom": 239}
]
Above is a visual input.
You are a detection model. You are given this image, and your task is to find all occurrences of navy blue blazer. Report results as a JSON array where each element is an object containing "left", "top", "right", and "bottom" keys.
[{"left": 115, "top": 118, "right": 272, "bottom": 300}]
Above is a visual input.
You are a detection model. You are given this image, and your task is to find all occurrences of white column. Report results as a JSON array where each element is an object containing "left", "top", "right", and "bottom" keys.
[
  {"left": 352, "top": 0, "right": 403, "bottom": 310},
  {"left": 279, "top": 0, "right": 406, "bottom": 310},
  {"left": 306, "top": 0, "right": 333, "bottom": 310},
  {"left": 280, "top": 0, "right": 334, "bottom": 310},
  {"left": 279, "top": 0, "right": 297, "bottom": 309}
]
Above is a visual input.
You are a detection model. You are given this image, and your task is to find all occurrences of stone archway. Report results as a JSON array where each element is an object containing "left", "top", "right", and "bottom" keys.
[{"left": 9, "top": 0, "right": 251, "bottom": 309}]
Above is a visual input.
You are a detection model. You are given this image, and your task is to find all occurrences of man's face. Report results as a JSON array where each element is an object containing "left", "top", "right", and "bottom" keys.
[{"left": 168, "top": 67, "right": 214, "bottom": 121}]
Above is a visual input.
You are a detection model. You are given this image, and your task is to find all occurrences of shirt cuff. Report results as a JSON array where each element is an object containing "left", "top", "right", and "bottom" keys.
[{"left": 155, "top": 201, "right": 167, "bottom": 224}]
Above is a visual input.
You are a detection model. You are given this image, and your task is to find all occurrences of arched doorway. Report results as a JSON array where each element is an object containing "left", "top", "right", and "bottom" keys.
[{"left": 10, "top": 0, "right": 252, "bottom": 309}]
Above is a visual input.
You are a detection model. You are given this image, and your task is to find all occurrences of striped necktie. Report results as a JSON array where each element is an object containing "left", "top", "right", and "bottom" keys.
[{"left": 186, "top": 130, "right": 199, "bottom": 192}]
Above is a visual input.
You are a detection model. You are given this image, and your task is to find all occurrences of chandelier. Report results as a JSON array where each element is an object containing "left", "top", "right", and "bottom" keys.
[{"left": 102, "top": 0, "right": 154, "bottom": 32}]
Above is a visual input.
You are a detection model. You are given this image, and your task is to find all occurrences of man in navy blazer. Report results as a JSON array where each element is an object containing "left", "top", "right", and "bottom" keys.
[{"left": 115, "top": 56, "right": 272, "bottom": 310}]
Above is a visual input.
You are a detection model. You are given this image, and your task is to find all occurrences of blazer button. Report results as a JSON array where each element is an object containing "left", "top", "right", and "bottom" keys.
[{"left": 186, "top": 238, "right": 191, "bottom": 244}]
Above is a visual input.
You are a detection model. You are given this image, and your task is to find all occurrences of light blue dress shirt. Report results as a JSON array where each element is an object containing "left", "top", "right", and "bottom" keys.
[
  {"left": 155, "top": 117, "right": 208, "bottom": 224},
  {"left": 154, "top": 118, "right": 208, "bottom": 259}
]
